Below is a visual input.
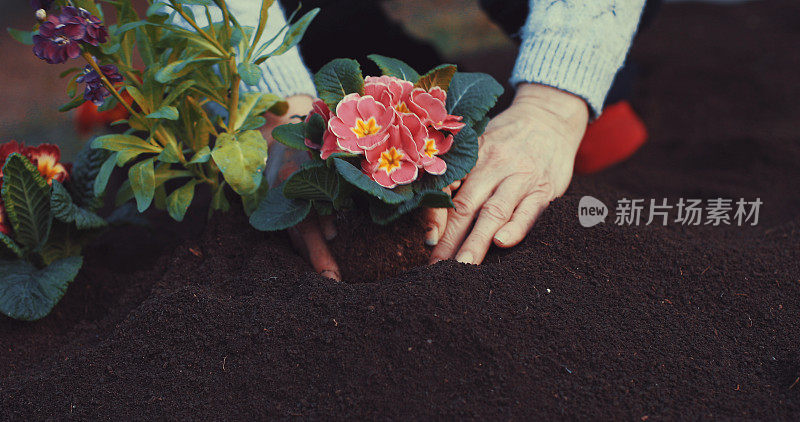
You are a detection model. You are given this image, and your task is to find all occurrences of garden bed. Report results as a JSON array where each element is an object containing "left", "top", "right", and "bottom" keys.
[{"left": 1, "top": 0, "right": 799, "bottom": 419}]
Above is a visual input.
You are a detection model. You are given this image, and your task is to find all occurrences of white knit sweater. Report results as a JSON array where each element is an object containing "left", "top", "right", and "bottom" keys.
[{"left": 173, "top": 0, "right": 646, "bottom": 116}]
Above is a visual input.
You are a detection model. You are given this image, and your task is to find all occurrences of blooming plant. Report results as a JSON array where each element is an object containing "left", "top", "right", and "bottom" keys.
[
  {"left": 0, "top": 141, "right": 110, "bottom": 321},
  {"left": 249, "top": 56, "right": 503, "bottom": 230},
  {"left": 10, "top": 0, "right": 319, "bottom": 221}
]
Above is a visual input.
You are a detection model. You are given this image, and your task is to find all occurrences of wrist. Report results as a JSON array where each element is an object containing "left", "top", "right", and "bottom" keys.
[
  {"left": 512, "top": 83, "right": 589, "bottom": 150},
  {"left": 514, "top": 84, "right": 588, "bottom": 122}
]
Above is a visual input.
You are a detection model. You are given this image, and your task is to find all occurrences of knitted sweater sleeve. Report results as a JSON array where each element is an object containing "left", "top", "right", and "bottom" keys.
[
  {"left": 509, "top": 0, "right": 646, "bottom": 116},
  {"left": 164, "top": 0, "right": 317, "bottom": 98}
]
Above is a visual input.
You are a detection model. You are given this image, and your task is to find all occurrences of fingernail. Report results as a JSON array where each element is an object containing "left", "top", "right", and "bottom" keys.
[
  {"left": 494, "top": 231, "right": 508, "bottom": 246},
  {"left": 321, "top": 270, "right": 341, "bottom": 281},
  {"left": 425, "top": 226, "right": 439, "bottom": 246},
  {"left": 323, "top": 227, "right": 338, "bottom": 241},
  {"left": 456, "top": 252, "right": 474, "bottom": 264}
]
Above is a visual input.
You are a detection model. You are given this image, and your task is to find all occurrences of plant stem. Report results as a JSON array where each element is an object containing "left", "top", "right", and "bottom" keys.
[
  {"left": 227, "top": 59, "right": 241, "bottom": 133},
  {"left": 218, "top": 0, "right": 232, "bottom": 41}
]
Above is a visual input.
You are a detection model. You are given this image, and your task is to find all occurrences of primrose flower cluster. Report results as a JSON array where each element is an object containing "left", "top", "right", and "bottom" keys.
[
  {"left": 304, "top": 76, "right": 465, "bottom": 188},
  {"left": 0, "top": 141, "right": 70, "bottom": 235}
]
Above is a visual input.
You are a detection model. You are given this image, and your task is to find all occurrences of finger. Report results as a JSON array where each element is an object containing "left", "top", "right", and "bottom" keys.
[
  {"left": 423, "top": 186, "right": 452, "bottom": 246},
  {"left": 448, "top": 180, "right": 462, "bottom": 191},
  {"left": 454, "top": 178, "right": 527, "bottom": 264},
  {"left": 493, "top": 193, "right": 551, "bottom": 248},
  {"left": 296, "top": 219, "right": 341, "bottom": 281},
  {"left": 429, "top": 171, "right": 501, "bottom": 264},
  {"left": 320, "top": 215, "right": 337, "bottom": 241},
  {"left": 424, "top": 207, "right": 448, "bottom": 246}
]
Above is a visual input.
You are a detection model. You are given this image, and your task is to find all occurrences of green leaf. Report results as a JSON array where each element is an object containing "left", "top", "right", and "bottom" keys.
[
  {"left": 314, "top": 58, "right": 364, "bottom": 110},
  {"left": 367, "top": 54, "right": 420, "bottom": 82},
  {"left": 155, "top": 56, "right": 221, "bottom": 84},
  {"left": 188, "top": 146, "right": 211, "bottom": 164},
  {"left": 115, "top": 166, "right": 193, "bottom": 207},
  {"left": 69, "top": 143, "right": 111, "bottom": 212},
  {"left": 210, "top": 183, "right": 231, "bottom": 215},
  {"left": 240, "top": 116, "right": 267, "bottom": 131},
  {"left": 415, "top": 65, "right": 457, "bottom": 92},
  {"left": 304, "top": 113, "right": 325, "bottom": 146},
  {"left": 7, "top": 28, "right": 33, "bottom": 45},
  {"left": 233, "top": 92, "right": 286, "bottom": 131},
  {"left": 129, "top": 158, "right": 156, "bottom": 212},
  {"left": 249, "top": 185, "right": 311, "bottom": 231},
  {"left": 242, "top": 178, "right": 271, "bottom": 216},
  {"left": 445, "top": 72, "right": 504, "bottom": 124},
  {"left": 135, "top": 26, "right": 156, "bottom": 67},
  {"left": 282, "top": 161, "right": 339, "bottom": 201},
  {"left": 94, "top": 152, "right": 119, "bottom": 198},
  {"left": 92, "top": 134, "right": 163, "bottom": 154},
  {"left": 166, "top": 180, "right": 198, "bottom": 222},
  {"left": 156, "top": 141, "right": 184, "bottom": 164},
  {"left": 271, "top": 122, "right": 309, "bottom": 151},
  {"left": 262, "top": 8, "right": 319, "bottom": 58},
  {"left": 238, "top": 62, "right": 263, "bottom": 86},
  {"left": 250, "top": 0, "right": 277, "bottom": 57},
  {"left": 40, "top": 221, "right": 86, "bottom": 266},
  {"left": 333, "top": 158, "right": 412, "bottom": 205},
  {"left": 1, "top": 154, "right": 52, "bottom": 251},
  {"left": 59, "top": 95, "right": 87, "bottom": 113},
  {"left": 0, "top": 256, "right": 83, "bottom": 321},
  {"left": 73, "top": 0, "right": 104, "bottom": 19},
  {"left": 124, "top": 85, "right": 150, "bottom": 113},
  {"left": 146, "top": 106, "right": 179, "bottom": 120},
  {"left": 116, "top": 21, "right": 151, "bottom": 35},
  {"left": 50, "top": 181, "right": 107, "bottom": 230},
  {"left": 0, "top": 233, "right": 23, "bottom": 259},
  {"left": 211, "top": 131, "right": 269, "bottom": 196},
  {"left": 161, "top": 80, "right": 196, "bottom": 107},
  {"left": 437, "top": 125, "right": 479, "bottom": 189}
]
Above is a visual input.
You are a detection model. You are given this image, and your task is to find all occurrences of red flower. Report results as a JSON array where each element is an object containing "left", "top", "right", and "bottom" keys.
[
  {"left": 24, "top": 144, "right": 69, "bottom": 185},
  {"left": 0, "top": 141, "right": 25, "bottom": 179}
]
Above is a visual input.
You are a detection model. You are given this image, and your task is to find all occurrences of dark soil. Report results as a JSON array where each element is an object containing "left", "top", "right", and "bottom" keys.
[
  {"left": 2, "top": 1, "right": 800, "bottom": 419},
  {"left": 330, "top": 210, "right": 430, "bottom": 283}
]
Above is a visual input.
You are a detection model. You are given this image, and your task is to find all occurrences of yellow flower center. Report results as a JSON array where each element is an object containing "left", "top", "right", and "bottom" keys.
[
  {"left": 423, "top": 138, "right": 439, "bottom": 158},
  {"left": 378, "top": 147, "right": 404, "bottom": 175},
  {"left": 395, "top": 102, "right": 411, "bottom": 114},
  {"left": 351, "top": 117, "right": 381, "bottom": 138},
  {"left": 36, "top": 156, "right": 66, "bottom": 185}
]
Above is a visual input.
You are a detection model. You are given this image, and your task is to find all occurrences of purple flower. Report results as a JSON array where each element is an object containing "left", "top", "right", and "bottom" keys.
[
  {"left": 77, "top": 64, "right": 123, "bottom": 106},
  {"left": 62, "top": 6, "right": 108, "bottom": 46},
  {"left": 31, "top": 7, "right": 109, "bottom": 65},
  {"left": 30, "top": 0, "right": 54, "bottom": 11},
  {"left": 32, "top": 15, "right": 83, "bottom": 64}
]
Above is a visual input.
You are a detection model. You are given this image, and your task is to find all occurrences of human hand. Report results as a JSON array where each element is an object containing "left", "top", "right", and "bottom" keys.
[
  {"left": 262, "top": 95, "right": 341, "bottom": 280},
  {"left": 426, "top": 83, "right": 589, "bottom": 265}
]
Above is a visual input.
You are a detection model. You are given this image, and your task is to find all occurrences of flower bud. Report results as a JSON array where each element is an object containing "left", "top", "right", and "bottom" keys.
[{"left": 35, "top": 8, "right": 46, "bottom": 22}]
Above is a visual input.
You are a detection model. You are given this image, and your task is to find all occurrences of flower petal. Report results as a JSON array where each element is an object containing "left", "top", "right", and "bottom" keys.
[
  {"left": 391, "top": 161, "right": 419, "bottom": 185},
  {"left": 424, "top": 156, "right": 447, "bottom": 175}
]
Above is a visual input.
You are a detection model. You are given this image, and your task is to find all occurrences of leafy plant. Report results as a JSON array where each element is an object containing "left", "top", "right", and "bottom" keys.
[
  {"left": 0, "top": 142, "right": 108, "bottom": 321},
  {"left": 250, "top": 55, "right": 503, "bottom": 230},
  {"left": 12, "top": 0, "right": 319, "bottom": 220}
]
